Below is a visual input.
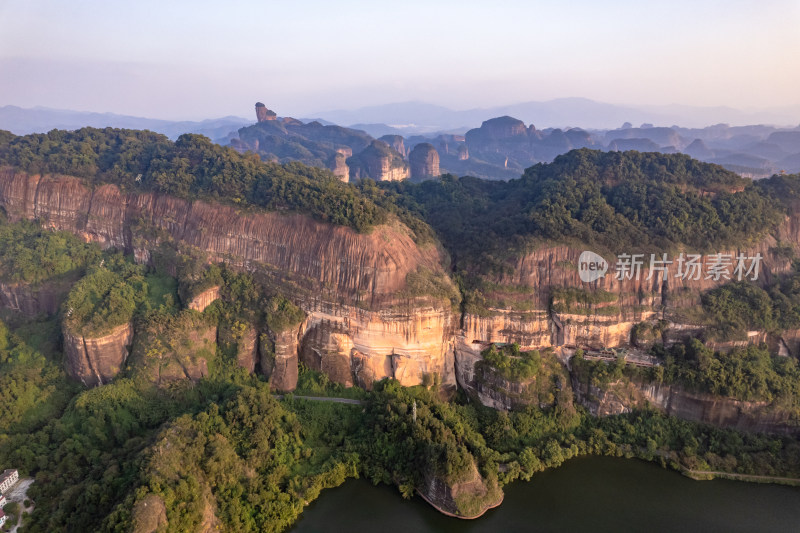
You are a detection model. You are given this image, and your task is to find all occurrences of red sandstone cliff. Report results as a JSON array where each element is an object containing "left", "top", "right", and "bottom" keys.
[
  {"left": 63, "top": 322, "right": 134, "bottom": 387},
  {"left": 0, "top": 167, "right": 456, "bottom": 390},
  {"left": 0, "top": 167, "right": 445, "bottom": 307},
  {"left": 409, "top": 143, "right": 440, "bottom": 181}
]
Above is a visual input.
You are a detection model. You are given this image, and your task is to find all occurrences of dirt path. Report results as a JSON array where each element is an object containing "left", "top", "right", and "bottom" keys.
[{"left": 275, "top": 394, "right": 363, "bottom": 405}]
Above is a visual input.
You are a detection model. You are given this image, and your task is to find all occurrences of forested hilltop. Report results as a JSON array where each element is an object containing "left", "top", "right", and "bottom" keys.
[
  {"left": 377, "top": 149, "right": 792, "bottom": 270},
  {"left": 2, "top": 129, "right": 796, "bottom": 262},
  {"left": 4, "top": 129, "right": 800, "bottom": 531},
  {"left": 0, "top": 128, "right": 390, "bottom": 233}
]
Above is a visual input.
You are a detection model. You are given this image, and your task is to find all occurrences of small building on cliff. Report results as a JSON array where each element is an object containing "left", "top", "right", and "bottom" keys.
[{"left": 0, "top": 470, "right": 18, "bottom": 493}]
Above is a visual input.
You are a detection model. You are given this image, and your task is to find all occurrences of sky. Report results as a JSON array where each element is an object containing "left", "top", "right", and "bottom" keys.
[{"left": 0, "top": 0, "right": 799, "bottom": 120}]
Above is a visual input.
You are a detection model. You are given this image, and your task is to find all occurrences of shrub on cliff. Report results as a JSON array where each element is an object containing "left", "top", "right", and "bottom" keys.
[
  {"left": 656, "top": 339, "right": 800, "bottom": 404},
  {"left": 479, "top": 344, "right": 542, "bottom": 381},
  {"left": 63, "top": 254, "right": 178, "bottom": 336},
  {"left": 701, "top": 281, "right": 778, "bottom": 338},
  {"left": 264, "top": 296, "right": 305, "bottom": 333}
]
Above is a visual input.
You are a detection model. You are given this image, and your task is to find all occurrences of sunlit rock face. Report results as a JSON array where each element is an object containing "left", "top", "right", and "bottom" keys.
[{"left": 298, "top": 301, "right": 456, "bottom": 390}]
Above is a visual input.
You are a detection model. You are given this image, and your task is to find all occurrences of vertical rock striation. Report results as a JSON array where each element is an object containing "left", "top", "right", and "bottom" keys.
[
  {"left": 409, "top": 143, "right": 440, "bottom": 181},
  {"left": 63, "top": 322, "right": 134, "bottom": 387}
]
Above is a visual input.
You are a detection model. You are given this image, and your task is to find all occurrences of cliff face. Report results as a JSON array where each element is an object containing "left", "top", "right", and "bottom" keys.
[
  {"left": 0, "top": 280, "right": 69, "bottom": 316},
  {"left": 0, "top": 167, "right": 458, "bottom": 389},
  {"left": 255, "top": 102, "right": 277, "bottom": 122},
  {"left": 347, "top": 141, "right": 410, "bottom": 181},
  {"left": 6, "top": 164, "right": 800, "bottom": 435},
  {"left": 0, "top": 168, "right": 446, "bottom": 308},
  {"left": 378, "top": 135, "right": 407, "bottom": 157},
  {"left": 63, "top": 322, "right": 134, "bottom": 387},
  {"left": 454, "top": 343, "right": 572, "bottom": 410},
  {"left": 262, "top": 325, "right": 301, "bottom": 391},
  {"left": 460, "top": 235, "right": 795, "bottom": 355},
  {"left": 299, "top": 301, "right": 456, "bottom": 390},
  {"left": 327, "top": 152, "right": 350, "bottom": 182},
  {"left": 187, "top": 286, "right": 220, "bottom": 312},
  {"left": 574, "top": 378, "right": 800, "bottom": 434}
]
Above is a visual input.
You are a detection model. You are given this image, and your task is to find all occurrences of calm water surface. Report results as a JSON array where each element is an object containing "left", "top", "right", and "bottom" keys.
[{"left": 291, "top": 456, "right": 800, "bottom": 533}]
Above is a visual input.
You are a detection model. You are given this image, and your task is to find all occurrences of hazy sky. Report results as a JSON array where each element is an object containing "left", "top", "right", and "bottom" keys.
[{"left": 1, "top": 0, "right": 798, "bottom": 120}]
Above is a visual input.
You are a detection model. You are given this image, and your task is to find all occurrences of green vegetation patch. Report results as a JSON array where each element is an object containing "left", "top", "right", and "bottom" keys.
[
  {"left": 0, "top": 319, "right": 77, "bottom": 434},
  {"left": 0, "top": 218, "right": 102, "bottom": 284},
  {"left": 264, "top": 295, "right": 305, "bottom": 334},
  {"left": 479, "top": 343, "right": 542, "bottom": 382},
  {"left": 656, "top": 339, "right": 800, "bottom": 406},
  {"left": 378, "top": 150, "right": 788, "bottom": 274},
  {"left": 63, "top": 255, "right": 178, "bottom": 337}
]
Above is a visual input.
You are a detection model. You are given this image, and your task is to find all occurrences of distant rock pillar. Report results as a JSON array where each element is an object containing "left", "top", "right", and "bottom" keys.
[
  {"left": 409, "top": 143, "right": 440, "bottom": 181},
  {"left": 255, "top": 102, "right": 277, "bottom": 122}
]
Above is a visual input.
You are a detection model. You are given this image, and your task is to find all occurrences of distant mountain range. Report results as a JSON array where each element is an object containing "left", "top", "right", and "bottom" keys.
[
  {"left": 0, "top": 105, "right": 250, "bottom": 141},
  {"left": 3, "top": 100, "right": 800, "bottom": 181},
  {"left": 314, "top": 98, "right": 800, "bottom": 133}
]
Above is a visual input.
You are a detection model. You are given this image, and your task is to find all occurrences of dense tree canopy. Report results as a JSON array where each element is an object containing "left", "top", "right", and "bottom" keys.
[{"left": 377, "top": 149, "right": 789, "bottom": 271}]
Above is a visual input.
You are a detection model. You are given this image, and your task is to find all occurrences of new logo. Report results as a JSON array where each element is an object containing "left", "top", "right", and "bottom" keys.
[{"left": 578, "top": 251, "right": 608, "bottom": 282}]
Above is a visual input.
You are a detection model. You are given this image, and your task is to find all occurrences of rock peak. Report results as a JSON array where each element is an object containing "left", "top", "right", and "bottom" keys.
[{"left": 255, "top": 102, "right": 277, "bottom": 122}]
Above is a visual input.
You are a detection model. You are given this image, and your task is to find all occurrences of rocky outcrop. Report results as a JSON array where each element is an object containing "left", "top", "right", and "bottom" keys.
[
  {"left": 457, "top": 144, "right": 469, "bottom": 160},
  {"left": 327, "top": 152, "right": 350, "bottom": 182},
  {"left": 63, "top": 322, "right": 134, "bottom": 387},
  {"left": 299, "top": 301, "right": 456, "bottom": 390},
  {"left": 187, "top": 286, "right": 220, "bottom": 312},
  {"left": 237, "top": 325, "right": 259, "bottom": 374},
  {"left": 235, "top": 115, "right": 372, "bottom": 171},
  {"left": 347, "top": 141, "right": 409, "bottom": 181},
  {"left": 469, "top": 116, "right": 528, "bottom": 140},
  {"left": 261, "top": 324, "right": 301, "bottom": 391},
  {"left": 131, "top": 318, "right": 217, "bottom": 386},
  {"left": 130, "top": 494, "right": 168, "bottom": 533},
  {"left": 409, "top": 143, "right": 440, "bottom": 181},
  {"left": 218, "top": 321, "right": 258, "bottom": 374},
  {"left": 418, "top": 460, "right": 503, "bottom": 519},
  {"left": 460, "top": 237, "right": 794, "bottom": 354},
  {"left": 0, "top": 280, "right": 70, "bottom": 316},
  {"left": 455, "top": 344, "right": 571, "bottom": 410},
  {"left": 255, "top": 102, "right": 277, "bottom": 122},
  {"left": 574, "top": 378, "right": 800, "bottom": 435},
  {"left": 0, "top": 167, "right": 462, "bottom": 390},
  {"left": 378, "top": 135, "right": 407, "bottom": 157}
]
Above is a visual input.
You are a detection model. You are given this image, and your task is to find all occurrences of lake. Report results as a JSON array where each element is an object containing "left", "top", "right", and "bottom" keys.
[{"left": 290, "top": 456, "right": 800, "bottom": 532}]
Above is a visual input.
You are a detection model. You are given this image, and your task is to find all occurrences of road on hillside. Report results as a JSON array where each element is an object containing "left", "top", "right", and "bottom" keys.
[{"left": 274, "top": 394, "right": 363, "bottom": 405}]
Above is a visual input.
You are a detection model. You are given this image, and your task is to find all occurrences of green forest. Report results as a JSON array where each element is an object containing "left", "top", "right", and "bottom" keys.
[{"left": 376, "top": 150, "right": 789, "bottom": 272}]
